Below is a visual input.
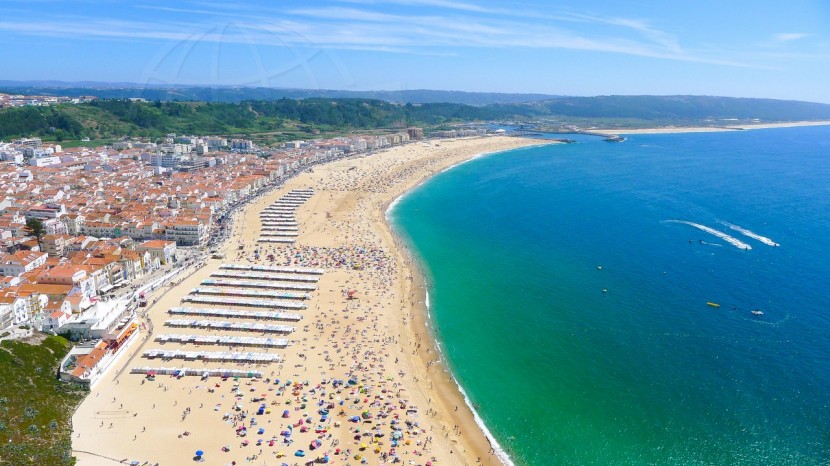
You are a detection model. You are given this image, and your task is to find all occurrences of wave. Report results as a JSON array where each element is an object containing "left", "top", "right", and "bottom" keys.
[
  {"left": 422, "top": 286, "right": 515, "bottom": 465},
  {"left": 664, "top": 220, "right": 752, "bottom": 250},
  {"left": 719, "top": 221, "right": 780, "bottom": 247},
  {"left": 456, "top": 381, "right": 517, "bottom": 466},
  {"left": 386, "top": 191, "right": 405, "bottom": 216}
]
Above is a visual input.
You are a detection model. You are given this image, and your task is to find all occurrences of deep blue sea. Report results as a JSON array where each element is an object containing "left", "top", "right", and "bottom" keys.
[{"left": 389, "top": 127, "right": 830, "bottom": 465}]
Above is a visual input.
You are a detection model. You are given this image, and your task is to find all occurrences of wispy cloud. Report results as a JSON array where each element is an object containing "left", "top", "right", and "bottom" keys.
[
  {"left": 134, "top": 5, "right": 227, "bottom": 16},
  {"left": 334, "top": 0, "right": 492, "bottom": 13},
  {"left": 0, "top": 2, "right": 754, "bottom": 66},
  {"left": 773, "top": 32, "right": 809, "bottom": 42}
]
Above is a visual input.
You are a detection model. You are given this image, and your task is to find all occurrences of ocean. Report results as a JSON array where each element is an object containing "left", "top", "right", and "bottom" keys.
[{"left": 388, "top": 127, "right": 830, "bottom": 465}]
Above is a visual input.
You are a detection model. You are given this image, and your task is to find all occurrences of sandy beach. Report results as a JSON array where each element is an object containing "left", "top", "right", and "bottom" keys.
[
  {"left": 595, "top": 119, "right": 830, "bottom": 135},
  {"left": 72, "top": 135, "right": 543, "bottom": 466}
]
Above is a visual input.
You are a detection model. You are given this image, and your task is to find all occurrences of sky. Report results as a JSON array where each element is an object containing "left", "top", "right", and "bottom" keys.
[{"left": 2, "top": 0, "right": 830, "bottom": 102}]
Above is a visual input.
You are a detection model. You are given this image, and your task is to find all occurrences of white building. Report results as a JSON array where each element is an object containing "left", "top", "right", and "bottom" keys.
[{"left": 28, "top": 155, "right": 62, "bottom": 167}]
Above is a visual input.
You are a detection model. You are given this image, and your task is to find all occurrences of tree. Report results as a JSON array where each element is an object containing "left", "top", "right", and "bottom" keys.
[{"left": 24, "top": 217, "right": 46, "bottom": 250}]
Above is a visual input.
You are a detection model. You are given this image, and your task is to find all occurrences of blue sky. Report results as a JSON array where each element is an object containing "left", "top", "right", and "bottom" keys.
[{"left": 2, "top": 0, "right": 830, "bottom": 102}]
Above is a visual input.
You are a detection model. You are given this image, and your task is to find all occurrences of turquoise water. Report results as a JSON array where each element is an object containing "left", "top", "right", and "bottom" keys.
[{"left": 389, "top": 127, "right": 830, "bottom": 465}]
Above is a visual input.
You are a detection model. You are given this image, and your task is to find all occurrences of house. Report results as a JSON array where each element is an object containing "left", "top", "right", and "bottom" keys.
[
  {"left": 0, "top": 303, "right": 14, "bottom": 329},
  {"left": 64, "top": 236, "right": 98, "bottom": 253},
  {"left": 34, "top": 264, "right": 95, "bottom": 299},
  {"left": 43, "top": 307, "right": 71, "bottom": 332},
  {"left": 41, "top": 234, "right": 73, "bottom": 257},
  {"left": 0, "top": 294, "right": 30, "bottom": 324},
  {"left": 135, "top": 240, "right": 177, "bottom": 267},
  {"left": 164, "top": 219, "right": 206, "bottom": 246},
  {"left": 61, "top": 214, "right": 85, "bottom": 235},
  {"left": 0, "top": 250, "right": 48, "bottom": 276},
  {"left": 0, "top": 276, "right": 21, "bottom": 288},
  {"left": 118, "top": 249, "right": 150, "bottom": 281}
]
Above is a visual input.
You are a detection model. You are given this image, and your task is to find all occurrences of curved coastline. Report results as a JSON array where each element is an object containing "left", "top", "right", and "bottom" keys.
[
  {"left": 71, "top": 135, "right": 547, "bottom": 466},
  {"left": 384, "top": 143, "right": 554, "bottom": 466}
]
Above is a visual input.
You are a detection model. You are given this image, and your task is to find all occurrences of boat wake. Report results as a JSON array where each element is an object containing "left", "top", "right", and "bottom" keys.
[
  {"left": 664, "top": 220, "right": 752, "bottom": 250},
  {"left": 719, "top": 221, "right": 780, "bottom": 247}
]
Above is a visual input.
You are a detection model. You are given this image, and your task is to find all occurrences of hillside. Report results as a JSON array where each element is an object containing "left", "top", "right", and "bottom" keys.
[
  {"left": 0, "top": 98, "right": 534, "bottom": 142},
  {"left": 0, "top": 82, "right": 557, "bottom": 106},
  {"left": 0, "top": 336, "right": 87, "bottom": 465},
  {"left": 2, "top": 95, "right": 830, "bottom": 144}
]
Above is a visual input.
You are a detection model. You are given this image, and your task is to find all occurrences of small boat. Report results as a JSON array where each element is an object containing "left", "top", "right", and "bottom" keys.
[
  {"left": 706, "top": 302, "right": 721, "bottom": 308},
  {"left": 751, "top": 309, "right": 764, "bottom": 316}
]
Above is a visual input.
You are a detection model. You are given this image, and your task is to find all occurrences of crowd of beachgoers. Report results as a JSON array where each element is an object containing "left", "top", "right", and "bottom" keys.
[{"left": 72, "top": 137, "right": 539, "bottom": 466}]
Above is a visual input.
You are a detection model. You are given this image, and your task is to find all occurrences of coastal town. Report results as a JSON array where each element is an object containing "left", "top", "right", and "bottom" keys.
[
  {"left": 0, "top": 117, "right": 518, "bottom": 466},
  {"left": 0, "top": 126, "right": 452, "bottom": 381}
]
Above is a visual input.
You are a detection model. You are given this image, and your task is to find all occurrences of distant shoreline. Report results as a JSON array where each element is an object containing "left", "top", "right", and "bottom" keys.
[{"left": 594, "top": 120, "right": 830, "bottom": 135}]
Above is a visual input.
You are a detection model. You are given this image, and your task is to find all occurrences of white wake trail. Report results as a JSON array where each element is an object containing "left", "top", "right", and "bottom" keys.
[
  {"left": 665, "top": 220, "right": 753, "bottom": 250},
  {"left": 720, "top": 221, "right": 779, "bottom": 247}
]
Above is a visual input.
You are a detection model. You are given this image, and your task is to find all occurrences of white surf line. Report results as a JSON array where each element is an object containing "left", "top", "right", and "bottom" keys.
[
  {"left": 665, "top": 220, "right": 752, "bottom": 250},
  {"left": 719, "top": 221, "right": 780, "bottom": 247}
]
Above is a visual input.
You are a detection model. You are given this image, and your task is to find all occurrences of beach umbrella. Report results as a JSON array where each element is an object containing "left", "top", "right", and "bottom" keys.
[{"left": 195, "top": 450, "right": 204, "bottom": 457}]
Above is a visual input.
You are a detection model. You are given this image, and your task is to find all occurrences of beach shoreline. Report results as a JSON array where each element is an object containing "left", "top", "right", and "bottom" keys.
[
  {"left": 594, "top": 119, "right": 830, "bottom": 135},
  {"left": 71, "top": 135, "right": 545, "bottom": 466},
  {"left": 378, "top": 145, "right": 552, "bottom": 466}
]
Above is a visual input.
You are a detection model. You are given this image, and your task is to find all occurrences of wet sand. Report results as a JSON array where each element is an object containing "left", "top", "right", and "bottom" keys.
[{"left": 72, "top": 136, "right": 544, "bottom": 466}]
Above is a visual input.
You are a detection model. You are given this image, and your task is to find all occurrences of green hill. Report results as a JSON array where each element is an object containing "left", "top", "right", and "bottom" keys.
[
  {"left": 2, "top": 95, "right": 830, "bottom": 144},
  {"left": 0, "top": 336, "right": 87, "bottom": 466},
  {"left": 0, "top": 98, "right": 531, "bottom": 142},
  {"left": 0, "top": 82, "right": 558, "bottom": 106}
]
